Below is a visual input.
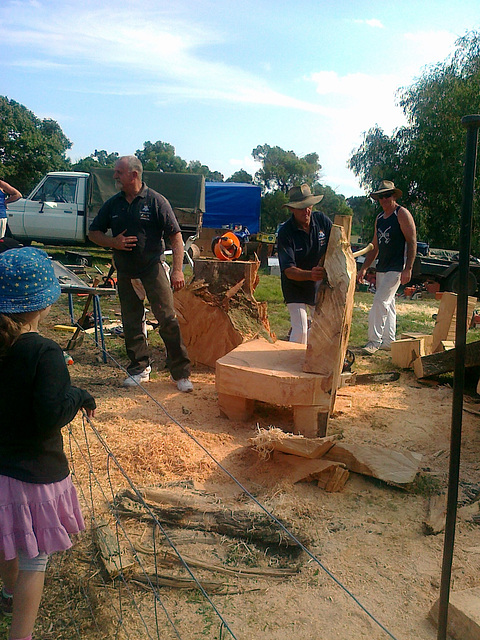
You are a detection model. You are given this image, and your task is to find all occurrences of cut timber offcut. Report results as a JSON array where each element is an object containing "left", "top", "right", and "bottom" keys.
[
  {"left": 429, "top": 586, "right": 480, "bottom": 640},
  {"left": 323, "top": 442, "right": 422, "bottom": 484},
  {"left": 249, "top": 428, "right": 336, "bottom": 459}
]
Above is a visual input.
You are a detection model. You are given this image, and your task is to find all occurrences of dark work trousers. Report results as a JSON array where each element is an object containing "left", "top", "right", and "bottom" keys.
[{"left": 117, "top": 262, "right": 191, "bottom": 380}]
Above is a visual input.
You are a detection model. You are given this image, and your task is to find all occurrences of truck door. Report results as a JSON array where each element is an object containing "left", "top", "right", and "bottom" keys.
[{"left": 24, "top": 175, "right": 81, "bottom": 242}]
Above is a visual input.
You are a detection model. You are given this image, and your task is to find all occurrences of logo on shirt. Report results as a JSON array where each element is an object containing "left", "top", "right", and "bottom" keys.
[
  {"left": 378, "top": 226, "right": 392, "bottom": 245},
  {"left": 140, "top": 204, "right": 151, "bottom": 221},
  {"left": 318, "top": 230, "right": 326, "bottom": 246}
]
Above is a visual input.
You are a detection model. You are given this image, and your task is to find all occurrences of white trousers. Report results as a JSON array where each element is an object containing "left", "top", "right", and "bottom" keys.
[
  {"left": 287, "top": 303, "right": 315, "bottom": 344},
  {"left": 368, "top": 271, "right": 402, "bottom": 347},
  {"left": 0, "top": 219, "right": 6, "bottom": 238}
]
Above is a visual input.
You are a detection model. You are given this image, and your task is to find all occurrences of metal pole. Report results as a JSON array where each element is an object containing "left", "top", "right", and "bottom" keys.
[{"left": 437, "top": 114, "right": 480, "bottom": 640}]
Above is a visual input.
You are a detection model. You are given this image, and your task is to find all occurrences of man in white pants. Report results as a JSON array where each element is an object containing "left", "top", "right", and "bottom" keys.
[
  {"left": 357, "top": 180, "right": 417, "bottom": 354},
  {"left": 277, "top": 184, "right": 332, "bottom": 344}
]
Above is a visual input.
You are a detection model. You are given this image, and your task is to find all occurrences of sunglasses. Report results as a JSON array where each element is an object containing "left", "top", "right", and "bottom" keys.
[{"left": 378, "top": 192, "right": 394, "bottom": 199}]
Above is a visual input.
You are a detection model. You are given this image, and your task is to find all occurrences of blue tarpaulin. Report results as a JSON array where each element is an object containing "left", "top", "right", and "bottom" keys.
[{"left": 204, "top": 182, "right": 261, "bottom": 233}]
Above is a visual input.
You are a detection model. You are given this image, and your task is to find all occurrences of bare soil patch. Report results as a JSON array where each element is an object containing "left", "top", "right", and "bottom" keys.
[{"left": 33, "top": 298, "right": 480, "bottom": 640}]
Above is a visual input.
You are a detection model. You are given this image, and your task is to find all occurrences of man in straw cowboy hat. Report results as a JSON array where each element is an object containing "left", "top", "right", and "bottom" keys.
[
  {"left": 357, "top": 179, "right": 417, "bottom": 355},
  {"left": 277, "top": 184, "right": 332, "bottom": 343}
]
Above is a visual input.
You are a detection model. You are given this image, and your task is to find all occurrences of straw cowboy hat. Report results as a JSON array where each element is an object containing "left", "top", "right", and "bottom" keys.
[
  {"left": 369, "top": 180, "right": 403, "bottom": 201},
  {"left": 282, "top": 184, "right": 324, "bottom": 209}
]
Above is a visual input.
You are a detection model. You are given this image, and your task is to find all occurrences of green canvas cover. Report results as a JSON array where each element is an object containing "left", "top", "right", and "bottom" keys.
[{"left": 87, "top": 168, "right": 205, "bottom": 233}]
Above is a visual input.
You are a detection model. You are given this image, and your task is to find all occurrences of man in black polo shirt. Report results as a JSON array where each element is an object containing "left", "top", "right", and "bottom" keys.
[
  {"left": 277, "top": 184, "right": 332, "bottom": 343},
  {"left": 89, "top": 155, "right": 192, "bottom": 391}
]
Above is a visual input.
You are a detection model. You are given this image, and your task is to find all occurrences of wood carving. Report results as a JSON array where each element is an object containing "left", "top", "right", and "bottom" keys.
[{"left": 303, "top": 225, "right": 357, "bottom": 426}]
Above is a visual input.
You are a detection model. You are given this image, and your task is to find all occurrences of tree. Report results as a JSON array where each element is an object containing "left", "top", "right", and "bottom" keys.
[
  {"left": 260, "top": 190, "right": 288, "bottom": 232},
  {"left": 0, "top": 96, "right": 71, "bottom": 193},
  {"left": 315, "top": 184, "right": 353, "bottom": 219},
  {"left": 252, "top": 144, "right": 321, "bottom": 193},
  {"left": 136, "top": 141, "right": 188, "bottom": 173},
  {"left": 226, "top": 169, "right": 253, "bottom": 183},
  {"left": 347, "top": 195, "right": 376, "bottom": 241},
  {"left": 348, "top": 31, "right": 480, "bottom": 252},
  {"left": 72, "top": 149, "right": 119, "bottom": 171},
  {"left": 187, "top": 160, "right": 224, "bottom": 182}
]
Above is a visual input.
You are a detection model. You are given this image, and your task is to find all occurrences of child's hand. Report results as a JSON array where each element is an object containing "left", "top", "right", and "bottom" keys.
[{"left": 82, "top": 392, "right": 96, "bottom": 418}]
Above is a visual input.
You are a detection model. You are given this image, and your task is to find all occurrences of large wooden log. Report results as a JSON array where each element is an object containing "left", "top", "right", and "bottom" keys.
[
  {"left": 174, "top": 267, "right": 274, "bottom": 368},
  {"left": 414, "top": 339, "right": 480, "bottom": 378},
  {"left": 303, "top": 225, "right": 357, "bottom": 422},
  {"left": 193, "top": 257, "right": 259, "bottom": 297}
]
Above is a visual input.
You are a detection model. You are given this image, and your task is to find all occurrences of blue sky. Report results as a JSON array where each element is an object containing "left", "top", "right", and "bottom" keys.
[{"left": 2, "top": 0, "right": 479, "bottom": 196}]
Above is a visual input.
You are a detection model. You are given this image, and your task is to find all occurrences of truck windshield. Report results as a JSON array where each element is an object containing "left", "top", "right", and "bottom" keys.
[{"left": 32, "top": 176, "right": 77, "bottom": 203}]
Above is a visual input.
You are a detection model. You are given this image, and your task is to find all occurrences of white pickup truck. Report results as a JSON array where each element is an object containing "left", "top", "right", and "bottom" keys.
[{"left": 7, "top": 168, "right": 205, "bottom": 246}]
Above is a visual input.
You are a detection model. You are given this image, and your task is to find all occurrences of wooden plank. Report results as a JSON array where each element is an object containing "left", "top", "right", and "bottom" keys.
[
  {"left": 414, "top": 339, "right": 480, "bottom": 378},
  {"left": 248, "top": 429, "right": 336, "bottom": 459},
  {"left": 431, "top": 292, "right": 477, "bottom": 353},
  {"left": 391, "top": 338, "right": 426, "bottom": 369},
  {"left": 293, "top": 405, "right": 329, "bottom": 438},
  {"left": 323, "top": 442, "right": 422, "bottom": 484},
  {"left": 440, "top": 340, "right": 455, "bottom": 351},
  {"left": 429, "top": 587, "right": 480, "bottom": 640},
  {"left": 431, "top": 291, "right": 458, "bottom": 353}
]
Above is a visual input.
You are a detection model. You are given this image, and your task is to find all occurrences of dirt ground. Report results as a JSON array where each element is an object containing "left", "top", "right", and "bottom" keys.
[{"left": 36, "top": 297, "right": 480, "bottom": 640}]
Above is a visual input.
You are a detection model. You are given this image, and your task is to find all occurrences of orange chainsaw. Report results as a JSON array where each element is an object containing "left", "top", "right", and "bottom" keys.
[{"left": 211, "top": 231, "right": 242, "bottom": 261}]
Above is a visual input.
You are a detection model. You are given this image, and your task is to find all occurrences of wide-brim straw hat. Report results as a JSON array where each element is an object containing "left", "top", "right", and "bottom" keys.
[
  {"left": 369, "top": 180, "right": 403, "bottom": 201},
  {"left": 282, "top": 184, "right": 324, "bottom": 209},
  {"left": 0, "top": 247, "right": 61, "bottom": 314}
]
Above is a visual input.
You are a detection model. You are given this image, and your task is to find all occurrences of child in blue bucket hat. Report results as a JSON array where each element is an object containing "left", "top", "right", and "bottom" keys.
[{"left": 0, "top": 247, "right": 96, "bottom": 640}]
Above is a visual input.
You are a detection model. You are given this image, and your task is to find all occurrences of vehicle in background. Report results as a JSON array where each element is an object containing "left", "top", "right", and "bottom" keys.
[{"left": 6, "top": 168, "right": 205, "bottom": 246}]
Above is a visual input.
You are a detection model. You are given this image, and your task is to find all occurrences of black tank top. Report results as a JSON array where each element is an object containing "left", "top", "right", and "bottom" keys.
[{"left": 376, "top": 207, "right": 406, "bottom": 272}]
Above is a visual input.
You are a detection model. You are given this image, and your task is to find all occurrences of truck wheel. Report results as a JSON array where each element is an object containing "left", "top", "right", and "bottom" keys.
[
  {"left": 188, "top": 243, "right": 201, "bottom": 260},
  {"left": 445, "top": 270, "right": 477, "bottom": 296}
]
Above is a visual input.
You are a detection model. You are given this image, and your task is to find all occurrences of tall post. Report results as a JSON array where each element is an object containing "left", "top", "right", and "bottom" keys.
[{"left": 437, "top": 114, "right": 480, "bottom": 640}]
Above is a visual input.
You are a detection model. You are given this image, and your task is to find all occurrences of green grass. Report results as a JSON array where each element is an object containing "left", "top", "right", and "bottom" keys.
[{"left": 255, "top": 275, "right": 448, "bottom": 348}]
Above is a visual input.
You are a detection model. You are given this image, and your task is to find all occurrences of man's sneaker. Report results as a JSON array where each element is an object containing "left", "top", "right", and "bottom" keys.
[
  {"left": 363, "top": 342, "right": 380, "bottom": 355},
  {"left": 0, "top": 590, "right": 13, "bottom": 617},
  {"left": 176, "top": 377, "right": 193, "bottom": 393},
  {"left": 379, "top": 342, "right": 393, "bottom": 351},
  {"left": 123, "top": 366, "right": 151, "bottom": 387}
]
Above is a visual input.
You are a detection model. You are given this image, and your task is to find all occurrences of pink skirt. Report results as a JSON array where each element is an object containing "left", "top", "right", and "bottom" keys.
[{"left": 0, "top": 474, "right": 85, "bottom": 561}]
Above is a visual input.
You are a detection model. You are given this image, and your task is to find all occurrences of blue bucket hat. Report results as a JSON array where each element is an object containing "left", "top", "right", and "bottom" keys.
[{"left": 0, "top": 247, "right": 61, "bottom": 313}]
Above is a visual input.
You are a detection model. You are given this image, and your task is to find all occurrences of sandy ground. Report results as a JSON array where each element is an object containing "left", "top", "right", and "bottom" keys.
[{"left": 32, "top": 298, "right": 480, "bottom": 640}]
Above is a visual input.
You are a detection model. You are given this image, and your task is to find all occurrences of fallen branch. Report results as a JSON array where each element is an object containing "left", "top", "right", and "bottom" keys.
[{"left": 113, "top": 488, "right": 305, "bottom": 551}]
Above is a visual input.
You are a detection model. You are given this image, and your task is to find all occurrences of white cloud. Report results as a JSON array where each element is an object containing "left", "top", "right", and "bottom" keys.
[
  {"left": 0, "top": 1, "right": 322, "bottom": 113},
  {"left": 403, "top": 30, "right": 458, "bottom": 69},
  {"left": 227, "top": 155, "right": 261, "bottom": 178},
  {"left": 354, "top": 18, "right": 384, "bottom": 29}
]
